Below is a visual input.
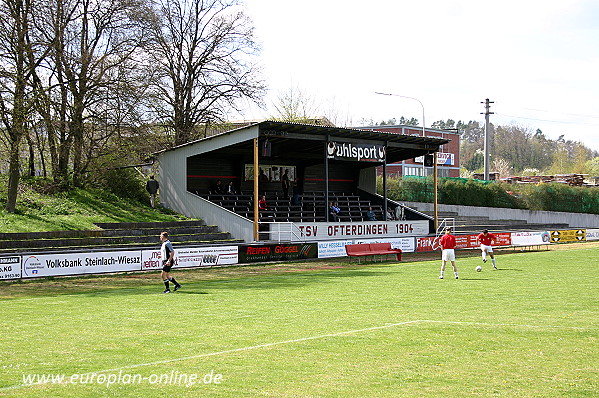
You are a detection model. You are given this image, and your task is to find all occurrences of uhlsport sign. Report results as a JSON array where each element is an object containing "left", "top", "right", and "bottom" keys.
[{"left": 326, "top": 141, "right": 385, "bottom": 162}]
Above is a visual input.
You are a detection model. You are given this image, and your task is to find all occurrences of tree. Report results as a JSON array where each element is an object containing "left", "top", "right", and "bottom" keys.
[
  {"left": 270, "top": 86, "right": 319, "bottom": 123},
  {"left": 376, "top": 118, "right": 396, "bottom": 126},
  {"left": 492, "top": 156, "right": 512, "bottom": 178},
  {"left": 33, "top": 0, "right": 150, "bottom": 186},
  {"left": 463, "top": 149, "right": 484, "bottom": 172},
  {"left": 431, "top": 119, "right": 456, "bottom": 130},
  {"left": 145, "top": 0, "right": 265, "bottom": 146},
  {"left": 459, "top": 120, "right": 485, "bottom": 170},
  {"left": 547, "top": 142, "right": 569, "bottom": 174},
  {"left": 398, "top": 116, "right": 418, "bottom": 126},
  {"left": 585, "top": 157, "right": 599, "bottom": 177},
  {"left": 0, "top": 0, "right": 43, "bottom": 212},
  {"left": 571, "top": 142, "right": 592, "bottom": 174}
]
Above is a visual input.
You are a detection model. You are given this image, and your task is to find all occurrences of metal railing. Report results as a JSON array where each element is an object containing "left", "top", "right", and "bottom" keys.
[
  {"left": 258, "top": 222, "right": 305, "bottom": 243},
  {"left": 436, "top": 217, "right": 455, "bottom": 236}
]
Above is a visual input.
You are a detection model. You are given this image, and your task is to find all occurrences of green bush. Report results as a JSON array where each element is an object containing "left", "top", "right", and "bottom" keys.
[
  {"left": 398, "top": 176, "right": 434, "bottom": 202},
  {"left": 437, "top": 178, "right": 523, "bottom": 208},
  {"left": 380, "top": 176, "right": 596, "bottom": 214},
  {"left": 93, "top": 167, "right": 149, "bottom": 204},
  {"left": 520, "top": 183, "right": 598, "bottom": 213}
]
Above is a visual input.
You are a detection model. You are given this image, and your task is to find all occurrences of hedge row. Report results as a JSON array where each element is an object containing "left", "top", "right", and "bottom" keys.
[{"left": 379, "top": 177, "right": 599, "bottom": 215}]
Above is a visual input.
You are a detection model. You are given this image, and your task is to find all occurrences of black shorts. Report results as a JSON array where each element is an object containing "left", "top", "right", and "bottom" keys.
[{"left": 162, "top": 262, "right": 172, "bottom": 272}]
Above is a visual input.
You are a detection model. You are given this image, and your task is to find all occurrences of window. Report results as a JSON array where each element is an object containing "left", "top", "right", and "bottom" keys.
[{"left": 404, "top": 166, "right": 452, "bottom": 178}]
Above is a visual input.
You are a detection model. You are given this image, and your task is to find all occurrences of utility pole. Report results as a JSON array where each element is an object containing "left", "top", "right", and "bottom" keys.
[{"left": 481, "top": 98, "right": 494, "bottom": 181}]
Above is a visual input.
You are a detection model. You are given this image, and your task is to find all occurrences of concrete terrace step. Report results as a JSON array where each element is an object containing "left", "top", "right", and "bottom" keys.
[
  {"left": 0, "top": 220, "right": 241, "bottom": 253},
  {"left": 0, "top": 225, "right": 220, "bottom": 241},
  {"left": 94, "top": 220, "right": 207, "bottom": 229},
  {"left": 0, "top": 233, "right": 239, "bottom": 251},
  {"left": 451, "top": 218, "right": 529, "bottom": 226},
  {"left": 455, "top": 223, "right": 570, "bottom": 233},
  {"left": 404, "top": 200, "right": 596, "bottom": 231}
]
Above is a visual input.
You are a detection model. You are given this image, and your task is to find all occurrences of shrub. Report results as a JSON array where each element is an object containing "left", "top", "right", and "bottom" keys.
[
  {"left": 92, "top": 167, "right": 149, "bottom": 204},
  {"left": 519, "top": 183, "right": 598, "bottom": 214}
]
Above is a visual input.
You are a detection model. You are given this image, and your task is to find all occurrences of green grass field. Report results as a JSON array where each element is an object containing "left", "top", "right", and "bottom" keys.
[{"left": 0, "top": 244, "right": 597, "bottom": 397}]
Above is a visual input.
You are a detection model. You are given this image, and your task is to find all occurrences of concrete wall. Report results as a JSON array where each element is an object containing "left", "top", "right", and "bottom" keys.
[
  {"left": 401, "top": 201, "right": 599, "bottom": 228},
  {"left": 158, "top": 127, "right": 258, "bottom": 243}
]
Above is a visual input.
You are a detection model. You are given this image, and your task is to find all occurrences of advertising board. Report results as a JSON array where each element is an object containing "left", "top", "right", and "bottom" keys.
[
  {"left": 293, "top": 221, "right": 429, "bottom": 242},
  {"left": 317, "top": 240, "right": 354, "bottom": 258},
  {"left": 586, "top": 229, "right": 599, "bottom": 241},
  {"left": 239, "top": 243, "right": 317, "bottom": 263},
  {"left": 416, "top": 232, "right": 512, "bottom": 252},
  {"left": 549, "top": 229, "right": 586, "bottom": 243},
  {"left": 354, "top": 237, "right": 416, "bottom": 253},
  {"left": 21, "top": 250, "right": 141, "bottom": 278},
  {"left": 0, "top": 256, "right": 21, "bottom": 280},
  {"left": 510, "top": 231, "right": 551, "bottom": 246},
  {"left": 141, "top": 246, "right": 238, "bottom": 270}
]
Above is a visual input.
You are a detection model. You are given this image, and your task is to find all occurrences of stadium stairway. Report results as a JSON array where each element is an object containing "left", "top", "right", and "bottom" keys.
[
  {"left": 418, "top": 210, "right": 569, "bottom": 234},
  {"left": 0, "top": 220, "right": 242, "bottom": 254}
]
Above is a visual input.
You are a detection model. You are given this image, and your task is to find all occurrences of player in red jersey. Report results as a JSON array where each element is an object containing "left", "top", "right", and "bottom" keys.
[
  {"left": 477, "top": 229, "right": 497, "bottom": 269},
  {"left": 438, "top": 227, "right": 459, "bottom": 279}
]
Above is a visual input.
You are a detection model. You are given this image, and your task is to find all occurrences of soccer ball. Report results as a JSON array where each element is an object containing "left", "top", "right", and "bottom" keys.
[{"left": 476, "top": 266, "right": 482, "bottom": 272}]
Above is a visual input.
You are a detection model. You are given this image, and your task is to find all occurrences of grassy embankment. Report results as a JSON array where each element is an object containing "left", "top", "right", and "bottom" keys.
[{"left": 0, "top": 176, "right": 189, "bottom": 232}]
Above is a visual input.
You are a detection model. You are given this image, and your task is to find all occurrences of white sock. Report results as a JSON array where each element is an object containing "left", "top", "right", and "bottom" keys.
[
  {"left": 492, "top": 258, "right": 496, "bottom": 266},
  {"left": 482, "top": 253, "right": 486, "bottom": 261}
]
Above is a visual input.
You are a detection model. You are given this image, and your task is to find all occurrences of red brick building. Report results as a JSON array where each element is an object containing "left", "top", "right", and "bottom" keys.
[{"left": 359, "top": 125, "right": 460, "bottom": 178}]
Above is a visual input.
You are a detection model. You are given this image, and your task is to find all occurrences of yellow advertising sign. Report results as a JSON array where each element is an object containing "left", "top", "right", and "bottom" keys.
[{"left": 549, "top": 229, "right": 586, "bottom": 243}]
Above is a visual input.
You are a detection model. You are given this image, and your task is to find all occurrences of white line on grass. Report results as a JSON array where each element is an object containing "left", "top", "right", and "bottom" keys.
[
  {"left": 421, "top": 319, "right": 591, "bottom": 330},
  {"left": 2, "top": 319, "right": 594, "bottom": 392},
  {"left": 0, "top": 320, "right": 424, "bottom": 392},
  {"left": 86, "top": 320, "right": 426, "bottom": 373}
]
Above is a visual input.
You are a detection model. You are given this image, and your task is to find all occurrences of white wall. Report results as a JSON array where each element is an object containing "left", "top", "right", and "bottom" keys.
[
  {"left": 402, "top": 201, "right": 599, "bottom": 228},
  {"left": 158, "top": 126, "right": 258, "bottom": 242}
]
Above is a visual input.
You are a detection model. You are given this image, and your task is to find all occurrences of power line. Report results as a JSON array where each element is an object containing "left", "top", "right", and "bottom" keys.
[
  {"left": 495, "top": 112, "right": 599, "bottom": 126},
  {"left": 521, "top": 108, "right": 599, "bottom": 119}
]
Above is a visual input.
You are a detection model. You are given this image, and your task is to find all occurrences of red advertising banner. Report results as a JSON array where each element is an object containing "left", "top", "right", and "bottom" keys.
[
  {"left": 493, "top": 232, "right": 512, "bottom": 246},
  {"left": 416, "top": 232, "right": 511, "bottom": 252}
]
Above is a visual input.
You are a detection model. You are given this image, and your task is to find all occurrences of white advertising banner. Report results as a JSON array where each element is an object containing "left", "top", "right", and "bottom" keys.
[
  {"left": 317, "top": 240, "right": 354, "bottom": 258},
  {"left": 0, "top": 256, "right": 22, "bottom": 280},
  {"left": 354, "top": 237, "right": 416, "bottom": 253},
  {"left": 294, "top": 221, "right": 428, "bottom": 242},
  {"left": 141, "top": 245, "right": 239, "bottom": 270},
  {"left": 21, "top": 250, "right": 141, "bottom": 278},
  {"left": 586, "top": 229, "right": 599, "bottom": 241},
  {"left": 510, "top": 231, "right": 551, "bottom": 246}
]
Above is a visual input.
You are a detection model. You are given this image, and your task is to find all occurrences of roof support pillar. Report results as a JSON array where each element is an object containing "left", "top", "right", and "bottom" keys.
[
  {"left": 434, "top": 152, "right": 438, "bottom": 231},
  {"left": 324, "top": 135, "right": 330, "bottom": 222},
  {"left": 383, "top": 143, "right": 388, "bottom": 220},
  {"left": 253, "top": 137, "right": 259, "bottom": 241}
]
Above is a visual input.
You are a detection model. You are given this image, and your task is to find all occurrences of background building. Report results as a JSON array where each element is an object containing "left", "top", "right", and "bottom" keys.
[{"left": 358, "top": 125, "right": 460, "bottom": 178}]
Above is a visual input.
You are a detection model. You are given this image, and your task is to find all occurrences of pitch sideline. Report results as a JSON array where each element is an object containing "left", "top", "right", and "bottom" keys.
[{"left": 2, "top": 319, "right": 593, "bottom": 392}]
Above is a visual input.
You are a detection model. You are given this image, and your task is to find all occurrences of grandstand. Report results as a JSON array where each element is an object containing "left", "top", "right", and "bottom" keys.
[
  {"left": 157, "top": 120, "right": 450, "bottom": 242},
  {"left": 202, "top": 191, "right": 386, "bottom": 223}
]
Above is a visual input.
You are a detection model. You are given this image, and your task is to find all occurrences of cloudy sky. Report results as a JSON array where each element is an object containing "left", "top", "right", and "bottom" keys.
[{"left": 239, "top": 0, "right": 599, "bottom": 151}]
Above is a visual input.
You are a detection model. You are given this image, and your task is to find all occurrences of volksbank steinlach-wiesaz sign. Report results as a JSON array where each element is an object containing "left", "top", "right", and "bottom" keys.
[{"left": 327, "top": 141, "right": 386, "bottom": 162}]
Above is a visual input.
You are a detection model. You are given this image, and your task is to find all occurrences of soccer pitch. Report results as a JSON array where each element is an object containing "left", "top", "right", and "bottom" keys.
[{"left": 1, "top": 244, "right": 597, "bottom": 397}]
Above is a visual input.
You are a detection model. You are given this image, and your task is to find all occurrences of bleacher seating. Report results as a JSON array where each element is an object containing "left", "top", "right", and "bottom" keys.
[{"left": 200, "top": 191, "right": 392, "bottom": 223}]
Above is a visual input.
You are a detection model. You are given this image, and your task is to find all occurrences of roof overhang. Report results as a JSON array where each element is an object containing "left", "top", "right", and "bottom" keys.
[{"left": 155, "top": 120, "right": 450, "bottom": 166}]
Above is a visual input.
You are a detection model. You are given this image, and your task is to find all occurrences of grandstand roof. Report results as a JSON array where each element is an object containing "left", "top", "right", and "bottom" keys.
[{"left": 158, "top": 120, "right": 450, "bottom": 166}]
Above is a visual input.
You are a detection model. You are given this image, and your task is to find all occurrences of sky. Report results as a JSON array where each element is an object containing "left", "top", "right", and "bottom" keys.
[{"left": 237, "top": 0, "right": 599, "bottom": 151}]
